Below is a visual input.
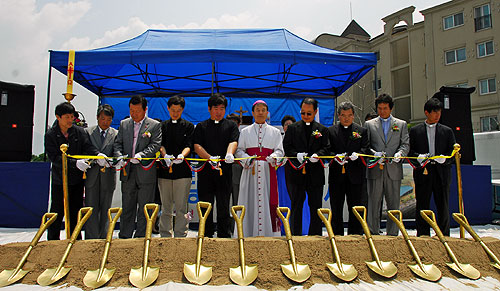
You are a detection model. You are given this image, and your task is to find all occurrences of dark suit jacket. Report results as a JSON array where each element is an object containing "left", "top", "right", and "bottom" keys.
[
  {"left": 328, "top": 123, "right": 369, "bottom": 184},
  {"left": 283, "top": 120, "right": 330, "bottom": 186},
  {"left": 409, "top": 122, "right": 456, "bottom": 185}
]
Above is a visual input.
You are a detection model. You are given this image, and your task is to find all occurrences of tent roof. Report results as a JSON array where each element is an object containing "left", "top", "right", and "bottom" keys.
[{"left": 49, "top": 28, "right": 375, "bottom": 98}]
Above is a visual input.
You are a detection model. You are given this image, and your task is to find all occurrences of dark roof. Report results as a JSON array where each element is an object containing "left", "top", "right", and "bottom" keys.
[{"left": 341, "top": 20, "right": 370, "bottom": 38}]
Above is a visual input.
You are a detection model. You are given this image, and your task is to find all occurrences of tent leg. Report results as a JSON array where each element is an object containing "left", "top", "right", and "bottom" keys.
[
  {"left": 44, "top": 52, "right": 53, "bottom": 162},
  {"left": 211, "top": 62, "right": 214, "bottom": 96}
]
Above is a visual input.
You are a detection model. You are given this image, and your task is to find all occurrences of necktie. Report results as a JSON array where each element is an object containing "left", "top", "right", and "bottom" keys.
[
  {"left": 132, "top": 122, "right": 140, "bottom": 155},
  {"left": 100, "top": 130, "right": 106, "bottom": 144}
]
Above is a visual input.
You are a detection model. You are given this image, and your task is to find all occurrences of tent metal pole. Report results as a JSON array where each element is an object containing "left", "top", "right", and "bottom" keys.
[
  {"left": 211, "top": 62, "right": 215, "bottom": 96},
  {"left": 43, "top": 51, "right": 53, "bottom": 162}
]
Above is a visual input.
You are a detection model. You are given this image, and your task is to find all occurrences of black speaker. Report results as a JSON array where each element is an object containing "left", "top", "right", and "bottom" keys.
[
  {"left": 433, "top": 86, "right": 475, "bottom": 164},
  {"left": 0, "top": 81, "right": 35, "bottom": 162}
]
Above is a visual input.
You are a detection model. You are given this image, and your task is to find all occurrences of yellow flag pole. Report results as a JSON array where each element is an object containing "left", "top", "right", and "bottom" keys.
[
  {"left": 63, "top": 50, "right": 76, "bottom": 102},
  {"left": 60, "top": 144, "right": 71, "bottom": 239},
  {"left": 454, "top": 143, "right": 465, "bottom": 238}
]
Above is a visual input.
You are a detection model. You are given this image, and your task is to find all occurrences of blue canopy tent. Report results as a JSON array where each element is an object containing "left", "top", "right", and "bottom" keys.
[
  {"left": 48, "top": 28, "right": 376, "bottom": 127},
  {"left": 47, "top": 28, "right": 376, "bottom": 235}
]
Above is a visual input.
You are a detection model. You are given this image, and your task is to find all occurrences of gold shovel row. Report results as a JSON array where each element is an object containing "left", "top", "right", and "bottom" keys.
[{"left": 2, "top": 205, "right": 498, "bottom": 288}]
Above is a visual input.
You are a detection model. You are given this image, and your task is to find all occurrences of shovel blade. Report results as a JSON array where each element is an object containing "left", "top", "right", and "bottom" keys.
[
  {"left": 37, "top": 267, "right": 71, "bottom": 286},
  {"left": 83, "top": 268, "right": 115, "bottom": 289},
  {"left": 129, "top": 266, "right": 159, "bottom": 289},
  {"left": 183, "top": 263, "right": 212, "bottom": 285},
  {"left": 0, "top": 269, "right": 29, "bottom": 287},
  {"left": 408, "top": 263, "right": 441, "bottom": 282},
  {"left": 446, "top": 262, "right": 481, "bottom": 280},
  {"left": 280, "top": 263, "right": 311, "bottom": 283},
  {"left": 326, "top": 262, "right": 358, "bottom": 282},
  {"left": 229, "top": 264, "right": 258, "bottom": 286},
  {"left": 366, "top": 261, "right": 397, "bottom": 278}
]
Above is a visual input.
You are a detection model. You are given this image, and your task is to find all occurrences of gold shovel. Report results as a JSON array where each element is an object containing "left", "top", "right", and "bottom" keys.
[
  {"left": 83, "top": 207, "right": 122, "bottom": 288},
  {"left": 276, "top": 207, "right": 311, "bottom": 283},
  {"left": 229, "top": 205, "right": 258, "bottom": 286},
  {"left": 452, "top": 213, "right": 500, "bottom": 270},
  {"left": 317, "top": 208, "right": 357, "bottom": 282},
  {"left": 184, "top": 201, "right": 213, "bottom": 285},
  {"left": 387, "top": 210, "right": 441, "bottom": 281},
  {"left": 37, "top": 207, "right": 93, "bottom": 286},
  {"left": 0, "top": 213, "right": 58, "bottom": 287},
  {"left": 352, "top": 206, "right": 397, "bottom": 278},
  {"left": 129, "top": 203, "right": 160, "bottom": 288},
  {"left": 420, "top": 210, "right": 480, "bottom": 280}
]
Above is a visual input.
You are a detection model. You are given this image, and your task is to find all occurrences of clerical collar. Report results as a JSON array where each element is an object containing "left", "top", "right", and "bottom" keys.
[
  {"left": 425, "top": 121, "right": 437, "bottom": 128},
  {"left": 171, "top": 119, "right": 178, "bottom": 124},
  {"left": 379, "top": 115, "right": 392, "bottom": 122},
  {"left": 305, "top": 120, "right": 314, "bottom": 126}
]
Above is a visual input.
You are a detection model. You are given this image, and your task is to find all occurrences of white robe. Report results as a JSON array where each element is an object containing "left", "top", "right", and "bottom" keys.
[{"left": 235, "top": 122, "right": 284, "bottom": 237}]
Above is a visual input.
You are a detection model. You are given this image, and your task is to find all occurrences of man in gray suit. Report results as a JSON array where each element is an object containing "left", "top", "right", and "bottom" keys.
[
  {"left": 365, "top": 94, "right": 409, "bottom": 236},
  {"left": 114, "top": 96, "right": 161, "bottom": 238},
  {"left": 85, "top": 104, "right": 118, "bottom": 239}
]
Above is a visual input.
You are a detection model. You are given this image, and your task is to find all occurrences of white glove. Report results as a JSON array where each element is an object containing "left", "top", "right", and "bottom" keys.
[
  {"left": 435, "top": 156, "right": 446, "bottom": 164},
  {"left": 76, "top": 159, "right": 90, "bottom": 171},
  {"left": 374, "top": 151, "right": 384, "bottom": 157},
  {"left": 417, "top": 154, "right": 428, "bottom": 165},
  {"left": 225, "top": 153, "right": 234, "bottom": 164},
  {"left": 309, "top": 153, "right": 319, "bottom": 163},
  {"left": 164, "top": 154, "right": 174, "bottom": 167},
  {"left": 114, "top": 156, "right": 125, "bottom": 169},
  {"left": 209, "top": 155, "right": 220, "bottom": 162},
  {"left": 393, "top": 152, "right": 402, "bottom": 163},
  {"left": 130, "top": 153, "right": 142, "bottom": 164},
  {"left": 349, "top": 152, "right": 359, "bottom": 161},
  {"left": 266, "top": 153, "right": 277, "bottom": 164},
  {"left": 335, "top": 153, "right": 347, "bottom": 165},
  {"left": 173, "top": 154, "right": 184, "bottom": 164},
  {"left": 96, "top": 153, "right": 107, "bottom": 167},
  {"left": 297, "top": 152, "right": 307, "bottom": 163}
]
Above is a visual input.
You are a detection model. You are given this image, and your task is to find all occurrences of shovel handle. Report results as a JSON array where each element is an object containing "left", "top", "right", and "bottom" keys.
[
  {"left": 197, "top": 201, "right": 212, "bottom": 238},
  {"left": 30, "top": 213, "right": 58, "bottom": 247},
  {"left": 352, "top": 206, "right": 371, "bottom": 239},
  {"left": 69, "top": 207, "right": 93, "bottom": 244},
  {"left": 420, "top": 210, "right": 446, "bottom": 243},
  {"left": 105, "top": 207, "right": 122, "bottom": 242},
  {"left": 276, "top": 207, "right": 292, "bottom": 240},
  {"left": 387, "top": 210, "right": 410, "bottom": 240},
  {"left": 144, "top": 204, "right": 159, "bottom": 240},
  {"left": 452, "top": 213, "right": 480, "bottom": 242},
  {"left": 231, "top": 205, "right": 246, "bottom": 239},
  {"left": 317, "top": 208, "right": 334, "bottom": 239}
]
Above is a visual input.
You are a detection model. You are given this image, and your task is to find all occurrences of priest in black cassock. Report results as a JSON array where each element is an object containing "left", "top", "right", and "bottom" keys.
[{"left": 327, "top": 101, "right": 369, "bottom": 235}]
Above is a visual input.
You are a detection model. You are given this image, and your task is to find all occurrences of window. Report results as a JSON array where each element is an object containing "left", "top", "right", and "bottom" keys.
[
  {"left": 481, "top": 116, "right": 499, "bottom": 132},
  {"left": 375, "top": 51, "right": 380, "bottom": 61},
  {"left": 443, "top": 12, "right": 464, "bottom": 30},
  {"left": 477, "top": 40, "right": 494, "bottom": 58},
  {"left": 450, "top": 82, "right": 468, "bottom": 88},
  {"left": 479, "top": 77, "right": 497, "bottom": 95},
  {"left": 445, "top": 47, "right": 466, "bottom": 65},
  {"left": 475, "top": 4, "right": 491, "bottom": 31}
]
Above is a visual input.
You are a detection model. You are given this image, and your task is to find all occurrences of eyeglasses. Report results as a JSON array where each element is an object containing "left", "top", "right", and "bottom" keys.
[{"left": 300, "top": 112, "right": 313, "bottom": 116}]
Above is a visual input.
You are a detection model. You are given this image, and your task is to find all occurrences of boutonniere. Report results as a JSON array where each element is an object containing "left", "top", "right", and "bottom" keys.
[
  {"left": 351, "top": 131, "right": 362, "bottom": 140},
  {"left": 142, "top": 131, "right": 151, "bottom": 138},
  {"left": 312, "top": 130, "right": 322, "bottom": 139},
  {"left": 392, "top": 124, "right": 400, "bottom": 132}
]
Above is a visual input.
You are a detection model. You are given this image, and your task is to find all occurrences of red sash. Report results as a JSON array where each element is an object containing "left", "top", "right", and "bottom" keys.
[{"left": 246, "top": 147, "right": 280, "bottom": 232}]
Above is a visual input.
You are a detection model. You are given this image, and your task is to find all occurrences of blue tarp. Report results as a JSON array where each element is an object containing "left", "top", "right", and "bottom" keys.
[{"left": 49, "top": 29, "right": 376, "bottom": 126}]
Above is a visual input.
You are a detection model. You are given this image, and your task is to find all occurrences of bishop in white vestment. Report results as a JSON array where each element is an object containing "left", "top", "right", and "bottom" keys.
[{"left": 235, "top": 100, "right": 284, "bottom": 237}]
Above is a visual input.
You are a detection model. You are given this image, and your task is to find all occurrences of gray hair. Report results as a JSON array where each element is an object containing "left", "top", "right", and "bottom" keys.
[{"left": 337, "top": 101, "right": 355, "bottom": 115}]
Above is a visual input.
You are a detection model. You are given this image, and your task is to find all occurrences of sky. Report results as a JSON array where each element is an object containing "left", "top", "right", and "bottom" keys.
[{"left": 0, "top": 0, "right": 449, "bottom": 154}]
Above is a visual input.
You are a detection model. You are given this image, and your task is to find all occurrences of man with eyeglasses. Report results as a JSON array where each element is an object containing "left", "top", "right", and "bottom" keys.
[{"left": 283, "top": 97, "right": 330, "bottom": 235}]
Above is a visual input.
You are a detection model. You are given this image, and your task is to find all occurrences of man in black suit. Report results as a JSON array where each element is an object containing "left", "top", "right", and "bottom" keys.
[
  {"left": 328, "top": 101, "right": 369, "bottom": 235},
  {"left": 283, "top": 97, "right": 330, "bottom": 235},
  {"left": 409, "top": 97, "right": 456, "bottom": 236}
]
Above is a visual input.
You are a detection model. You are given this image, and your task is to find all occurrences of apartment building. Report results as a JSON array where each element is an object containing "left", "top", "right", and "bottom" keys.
[{"left": 314, "top": 0, "right": 499, "bottom": 132}]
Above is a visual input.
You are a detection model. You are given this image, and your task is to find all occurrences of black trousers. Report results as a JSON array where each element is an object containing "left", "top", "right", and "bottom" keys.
[
  {"left": 415, "top": 164, "right": 451, "bottom": 236},
  {"left": 329, "top": 175, "right": 363, "bottom": 235},
  {"left": 197, "top": 167, "right": 232, "bottom": 238},
  {"left": 48, "top": 182, "right": 84, "bottom": 240},
  {"left": 287, "top": 178, "right": 323, "bottom": 236}
]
